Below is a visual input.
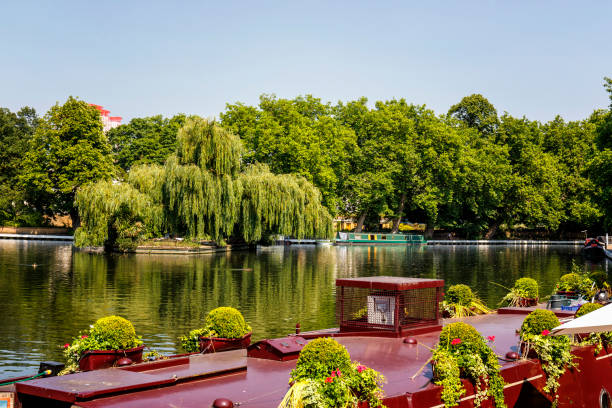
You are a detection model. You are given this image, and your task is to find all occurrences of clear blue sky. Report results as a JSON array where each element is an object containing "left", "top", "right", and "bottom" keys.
[{"left": 2, "top": 1, "right": 611, "bottom": 122}]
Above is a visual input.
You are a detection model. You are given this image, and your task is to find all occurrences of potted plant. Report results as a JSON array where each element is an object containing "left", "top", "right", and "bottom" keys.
[
  {"left": 442, "top": 284, "right": 491, "bottom": 318},
  {"left": 179, "top": 307, "right": 252, "bottom": 354},
  {"left": 519, "top": 309, "right": 576, "bottom": 402},
  {"left": 430, "top": 322, "right": 506, "bottom": 408},
  {"left": 63, "top": 315, "right": 144, "bottom": 373},
  {"left": 499, "top": 277, "right": 539, "bottom": 307},
  {"left": 280, "top": 337, "right": 386, "bottom": 407}
]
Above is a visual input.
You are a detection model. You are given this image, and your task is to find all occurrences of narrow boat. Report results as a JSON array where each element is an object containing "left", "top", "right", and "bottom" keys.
[
  {"left": 1, "top": 276, "right": 610, "bottom": 408},
  {"left": 335, "top": 232, "right": 426, "bottom": 245}
]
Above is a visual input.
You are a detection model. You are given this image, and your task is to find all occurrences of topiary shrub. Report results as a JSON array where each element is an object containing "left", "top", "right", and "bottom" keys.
[
  {"left": 558, "top": 273, "right": 582, "bottom": 292},
  {"left": 432, "top": 323, "right": 505, "bottom": 408},
  {"left": 519, "top": 309, "right": 560, "bottom": 338},
  {"left": 179, "top": 306, "right": 252, "bottom": 352},
  {"left": 205, "top": 307, "right": 251, "bottom": 339},
  {"left": 281, "top": 338, "right": 386, "bottom": 408},
  {"left": 514, "top": 278, "right": 538, "bottom": 299},
  {"left": 62, "top": 315, "right": 142, "bottom": 374},
  {"left": 445, "top": 284, "right": 474, "bottom": 306},
  {"left": 443, "top": 285, "right": 490, "bottom": 317},
  {"left": 290, "top": 337, "right": 352, "bottom": 381},
  {"left": 575, "top": 302, "right": 602, "bottom": 318}
]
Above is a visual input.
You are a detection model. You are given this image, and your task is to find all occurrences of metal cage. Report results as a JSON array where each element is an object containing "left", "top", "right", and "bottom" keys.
[{"left": 336, "top": 277, "right": 444, "bottom": 336}]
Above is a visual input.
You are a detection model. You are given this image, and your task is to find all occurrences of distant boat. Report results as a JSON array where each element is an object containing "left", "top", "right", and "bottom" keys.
[
  {"left": 335, "top": 232, "right": 426, "bottom": 245},
  {"left": 581, "top": 237, "right": 605, "bottom": 259}
]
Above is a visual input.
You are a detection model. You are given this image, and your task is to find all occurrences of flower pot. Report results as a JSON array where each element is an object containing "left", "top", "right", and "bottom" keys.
[
  {"left": 78, "top": 345, "right": 145, "bottom": 371},
  {"left": 199, "top": 332, "right": 252, "bottom": 353},
  {"left": 517, "top": 297, "right": 538, "bottom": 307},
  {"left": 556, "top": 291, "right": 579, "bottom": 299},
  {"left": 519, "top": 341, "right": 538, "bottom": 359}
]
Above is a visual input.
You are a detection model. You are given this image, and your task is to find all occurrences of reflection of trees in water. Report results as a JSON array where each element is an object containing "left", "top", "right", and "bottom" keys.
[{"left": 0, "top": 242, "right": 589, "bottom": 374}]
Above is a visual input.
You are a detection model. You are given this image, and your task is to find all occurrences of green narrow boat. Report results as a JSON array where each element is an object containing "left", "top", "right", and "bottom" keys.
[{"left": 335, "top": 232, "right": 426, "bottom": 245}]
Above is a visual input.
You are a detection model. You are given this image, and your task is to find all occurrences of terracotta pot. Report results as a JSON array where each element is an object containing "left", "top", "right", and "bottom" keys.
[
  {"left": 199, "top": 332, "right": 252, "bottom": 353},
  {"left": 78, "top": 345, "right": 145, "bottom": 371},
  {"left": 519, "top": 342, "right": 538, "bottom": 359},
  {"left": 517, "top": 297, "right": 538, "bottom": 307}
]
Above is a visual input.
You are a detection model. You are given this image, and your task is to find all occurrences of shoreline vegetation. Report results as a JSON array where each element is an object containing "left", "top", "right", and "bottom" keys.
[{"left": 3, "top": 79, "right": 612, "bottom": 249}]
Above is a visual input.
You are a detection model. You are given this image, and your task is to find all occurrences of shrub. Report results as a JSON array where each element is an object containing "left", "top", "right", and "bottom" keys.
[
  {"left": 445, "top": 284, "right": 474, "bottom": 306},
  {"left": 290, "top": 338, "right": 352, "bottom": 381},
  {"left": 514, "top": 278, "right": 538, "bottom": 298},
  {"left": 179, "top": 307, "right": 251, "bottom": 352},
  {"left": 558, "top": 273, "right": 581, "bottom": 292},
  {"left": 205, "top": 307, "right": 251, "bottom": 339},
  {"left": 62, "top": 315, "right": 142, "bottom": 374},
  {"left": 575, "top": 302, "right": 602, "bottom": 318},
  {"left": 520, "top": 309, "right": 560, "bottom": 339},
  {"left": 282, "top": 338, "right": 386, "bottom": 408},
  {"left": 432, "top": 323, "right": 505, "bottom": 408},
  {"left": 589, "top": 271, "right": 608, "bottom": 289}
]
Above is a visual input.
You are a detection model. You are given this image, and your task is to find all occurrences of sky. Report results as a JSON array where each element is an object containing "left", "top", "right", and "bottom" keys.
[{"left": 1, "top": 1, "right": 611, "bottom": 122}]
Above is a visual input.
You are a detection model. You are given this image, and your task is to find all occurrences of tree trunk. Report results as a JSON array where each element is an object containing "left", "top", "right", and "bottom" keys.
[
  {"left": 355, "top": 213, "right": 367, "bottom": 233},
  {"left": 484, "top": 221, "right": 500, "bottom": 239},
  {"left": 70, "top": 206, "right": 81, "bottom": 229},
  {"left": 391, "top": 193, "right": 406, "bottom": 233},
  {"left": 424, "top": 223, "right": 435, "bottom": 239}
]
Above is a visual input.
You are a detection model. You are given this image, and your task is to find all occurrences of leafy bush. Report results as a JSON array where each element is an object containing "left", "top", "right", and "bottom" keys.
[
  {"left": 589, "top": 271, "right": 608, "bottom": 289},
  {"left": 281, "top": 338, "right": 386, "bottom": 408},
  {"left": 557, "top": 273, "right": 582, "bottom": 292},
  {"left": 445, "top": 284, "right": 474, "bottom": 306},
  {"left": 62, "top": 315, "right": 142, "bottom": 374},
  {"left": 205, "top": 307, "right": 251, "bottom": 338},
  {"left": 179, "top": 307, "right": 251, "bottom": 352},
  {"left": 290, "top": 338, "right": 352, "bottom": 381},
  {"left": 520, "top": 309, "right": 560, "bottom": 338},
  {"left": 443, "top": 285, "right": 490, "bottom": 317},
  {"left": 432, "top": 323, "right": 505, "bottom": 408},
  {"left": 514, "top": 278, "right": 538, "bottom": 298},
  {"left": 575, "top": 302, "right": 602, "bottom": 318},
  {"left": 519, "top": 310, "right": 576, "bottom": 401}
]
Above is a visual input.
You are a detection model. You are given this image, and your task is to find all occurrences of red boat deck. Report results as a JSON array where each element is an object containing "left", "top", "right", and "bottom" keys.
[{"left": 15, "top": 309, "right": 609, "bottom": 408}]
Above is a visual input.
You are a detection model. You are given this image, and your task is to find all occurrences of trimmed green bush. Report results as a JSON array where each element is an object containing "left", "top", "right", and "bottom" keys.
[
  {"left": 520, "top": 309, "right": 560, "bottom": 339},
  {"left": 439, "top": 322, "right": 485, "bottom": 350},
  {"left": 205, "top": 307, "right": 251, "bottom": 339},
  {"left": 90, "top": 316, "right": 141, "bottom": 350},
  {"left": 575, "top": 302, "right": 602, "bottom": 318},
  {"left": 445, "top": 284, "right": 474, "bottom": 306},
  {"left": 514, "top": 278, "right": 538, "bottom": 298},
  {"left": 290, "top": 337, "right": 353, "bottom": 381}
]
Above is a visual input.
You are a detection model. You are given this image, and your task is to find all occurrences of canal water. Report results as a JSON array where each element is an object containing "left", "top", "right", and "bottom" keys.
[{"left": 0, "top": 240, "right": 604, "bottom": 376}]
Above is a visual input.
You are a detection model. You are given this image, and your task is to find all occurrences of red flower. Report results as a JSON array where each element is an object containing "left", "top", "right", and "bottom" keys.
[
  {"left": 331, "top": 371, "right": 336, "bottom": 377},
  {"left": 81, "top": 335, "right": 88, "bottom": 339},
  {"left": 335, "top": 370, "right": 342, "bottom": 377},
  {"left": 325, "top": 376, "right": 333, "bottom": 383},
  {"left": 541, "top": 330, "right": 550, "bottom": 336},
  {"left": 357, "top": 365, "right": 367, "bottom": 373},
  {"left": 63, "top": 343, "right": 70, "bottom": 348},
  {"left": 487, "top": 336, "right": 495, "bottom": 342},
  {"left": 451, "top": 338, "right": 462, "bottom": 345}
]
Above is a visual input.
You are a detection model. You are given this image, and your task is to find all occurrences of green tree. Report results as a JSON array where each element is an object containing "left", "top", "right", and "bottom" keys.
[
  {"left": 448, "top": 94, "right": 499, "bottom": 136},
  {"left": 0, "top": 107, "right": 40, "bottom": 225},
  {"left": 107, "top": 114, "right": 187, "bottom": 171},
  {"left": 221, "top": 95, "right": 357, "bottom": 213},
  {"left": 20, "top": 97, "right": 115, "bottom": 226}
]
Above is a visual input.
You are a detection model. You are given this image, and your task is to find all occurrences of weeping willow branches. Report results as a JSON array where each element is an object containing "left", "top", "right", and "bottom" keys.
[{"left": 74, "top": 117, "right": 332, "bottom": 249}]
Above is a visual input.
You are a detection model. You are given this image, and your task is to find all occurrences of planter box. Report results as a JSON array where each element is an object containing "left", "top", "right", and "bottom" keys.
[
  {"left": 517, "top": 297, "right": 538, "bottom": 307},
  {"left": 556, "top": 291, "right": 580, "bottom": 299},
  {"left": 199, "top": 332, "right": 252, "bottom": 353},
  {"left": 79, "top": 345, "right": 145, "bottom": 371}
]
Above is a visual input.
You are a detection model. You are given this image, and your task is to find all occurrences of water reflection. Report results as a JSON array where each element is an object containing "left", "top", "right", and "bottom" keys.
[{"left": 0, "top": 241, "right": 600, "bottom": 376}]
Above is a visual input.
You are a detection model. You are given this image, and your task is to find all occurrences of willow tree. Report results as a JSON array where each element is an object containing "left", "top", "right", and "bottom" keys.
[{"left": 74, "top": 180, "right": 163, "bottom": 250}]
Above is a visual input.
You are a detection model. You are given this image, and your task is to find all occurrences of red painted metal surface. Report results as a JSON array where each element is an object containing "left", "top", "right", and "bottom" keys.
[
  {"left": 199, "top": 332, "right": 251, "bottom": 353},
  {"left": 336, "top": 276, "right": 444, "bottom": 291},
  {"left": 247, "top": 336, "right": 307, "bottom": 361},
  {"left": 78, "top": 345, "right": 145, "bottom": 371}
]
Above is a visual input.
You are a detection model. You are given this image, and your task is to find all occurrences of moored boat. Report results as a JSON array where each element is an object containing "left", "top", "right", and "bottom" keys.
[
  {"left": 2, "top": 276, "right": 611, "bottom": 408},
  {"left": 581, "top": 237, "right": 605, "bottom": 259},
  {"left": 335, "top": 232, "right": 426, "bottom": 245}
]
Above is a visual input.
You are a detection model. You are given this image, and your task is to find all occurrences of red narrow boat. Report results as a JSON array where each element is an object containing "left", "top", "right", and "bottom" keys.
[{"left": 1, "top": 276, "right": 610, "bottom": 408}]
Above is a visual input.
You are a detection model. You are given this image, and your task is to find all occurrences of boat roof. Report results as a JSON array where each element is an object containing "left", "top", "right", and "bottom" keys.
[
  {"left": 18, "top": 312, "right": 539, "bottom": 408},
  {"left": 336, "top": 276, "right": 444, "bottom": 290}
]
